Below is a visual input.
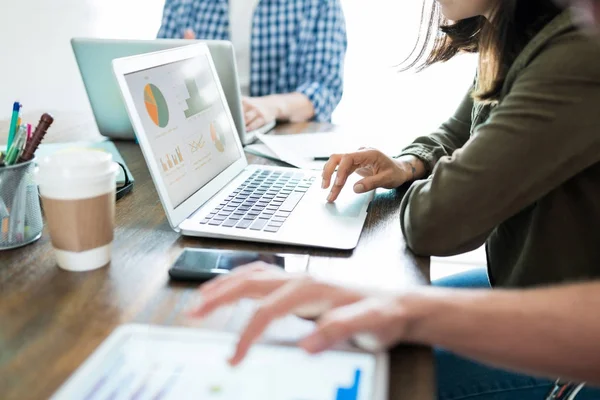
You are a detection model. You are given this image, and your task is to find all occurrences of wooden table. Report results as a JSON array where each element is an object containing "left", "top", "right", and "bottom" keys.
[{"left": 0, "top": 122, "right": 434, "bottom": 400}]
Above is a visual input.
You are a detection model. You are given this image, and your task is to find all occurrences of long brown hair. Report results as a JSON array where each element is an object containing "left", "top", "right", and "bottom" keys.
[{"left": 402, "top": 0, "right": 563, "bottom": 102}]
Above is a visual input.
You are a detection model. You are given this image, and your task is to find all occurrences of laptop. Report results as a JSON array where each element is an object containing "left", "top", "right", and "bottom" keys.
[
  {"left": 112, "top": 43, "right": 373, "bottom": 250},
  {"left": 71, "top": 38, "right": 275, "bottom": 144}
]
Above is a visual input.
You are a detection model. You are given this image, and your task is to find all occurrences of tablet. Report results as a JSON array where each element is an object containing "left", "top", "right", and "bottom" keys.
[{"left": 51, "top": 324, "right": 388, "bottom": 400}]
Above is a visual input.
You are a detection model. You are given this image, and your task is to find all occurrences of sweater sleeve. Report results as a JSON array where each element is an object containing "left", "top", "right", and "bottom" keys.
[
  {"left": 400, "top": 32, "right": 600, "bottom": 256},
  {"left": 397, "top": 86, "right": 474, "bottom": 175}
]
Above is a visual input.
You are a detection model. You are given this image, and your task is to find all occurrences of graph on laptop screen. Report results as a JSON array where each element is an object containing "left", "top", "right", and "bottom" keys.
[
  {"left": 54, "top": 332, "right": 376, "bottom": 400},
  {"left": 125, "top": 55, "right": 242, "bottom": 208}
]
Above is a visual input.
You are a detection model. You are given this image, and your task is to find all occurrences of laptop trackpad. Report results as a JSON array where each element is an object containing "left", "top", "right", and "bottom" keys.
[{"left": 323, "top": 193, "right": 369, "bottom": 218}]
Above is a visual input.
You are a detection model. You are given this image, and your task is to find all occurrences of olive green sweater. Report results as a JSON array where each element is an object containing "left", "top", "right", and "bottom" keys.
[{"left": 398, "top": 10, "right": 600, "bottom": 287}]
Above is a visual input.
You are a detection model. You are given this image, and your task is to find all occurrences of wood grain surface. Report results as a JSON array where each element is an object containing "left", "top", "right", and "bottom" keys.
[{"left": 0, "top": 123, "right": 433, "bottom": 400}]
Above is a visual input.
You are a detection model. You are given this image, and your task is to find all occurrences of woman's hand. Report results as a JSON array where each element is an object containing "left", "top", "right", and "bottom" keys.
[
  {"left": 242, "top": 97, "right": 279, "bottom": 131},
  {"left": 321, "top": 149, "right": 415, "bottom": 202},
  {"left": 188, "top": 262, "right": 373, "bottom": 364}
]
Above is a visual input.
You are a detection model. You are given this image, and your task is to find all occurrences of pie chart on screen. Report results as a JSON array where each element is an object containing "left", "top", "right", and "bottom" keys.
[
  {"left": 210, "top": 122, "right": 225, "bottom": 152},
  {"left": 144, "top": 83, "right": 169, "bottom": 128}
]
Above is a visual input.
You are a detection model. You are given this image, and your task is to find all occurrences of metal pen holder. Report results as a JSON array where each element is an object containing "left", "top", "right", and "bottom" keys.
[{"left": 0, "top": 159, "right": 43, "bottom": 250}]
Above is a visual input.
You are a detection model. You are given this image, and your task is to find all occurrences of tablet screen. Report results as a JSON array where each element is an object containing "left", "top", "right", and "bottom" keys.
[{"left": 51, "top": 325, "right": 381, "bottom": 400}]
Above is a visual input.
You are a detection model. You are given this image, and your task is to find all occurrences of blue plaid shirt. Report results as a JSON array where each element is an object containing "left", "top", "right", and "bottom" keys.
[{"left": 157, "top": 0, "right": 347, "bottom": 122}]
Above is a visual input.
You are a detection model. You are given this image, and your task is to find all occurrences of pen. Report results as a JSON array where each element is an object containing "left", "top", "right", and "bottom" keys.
[
  {"left": 26, "top": 123, "right": 32, "bottom": 143},
  {"left": 19, "top": 113, "right": 53, "bottom": 163},
  {"left": 5, "top": 126, "right": 27, "bottom": 165},
  {"left": 6, "top": 102, "right": 20, "bottom": 150}
]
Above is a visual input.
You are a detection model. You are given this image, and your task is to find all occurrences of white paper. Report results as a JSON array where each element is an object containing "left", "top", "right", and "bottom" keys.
[
  {"left": 257, "top": 131, "right": 359, "bottom": 158},
  {"left": 255, "top": 132, "right": 362, "bottom": 170},
  {"left": 244, "top": 143, "right": 278, "bottom": 159},
  {"left": 245, "top": 142, "right": 327, "bottom": 170}
]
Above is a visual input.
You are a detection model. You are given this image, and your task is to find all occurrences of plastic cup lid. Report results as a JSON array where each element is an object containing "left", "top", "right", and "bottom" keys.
[{"left": 35, "top": 148, "right": 118, "bottom": 182}]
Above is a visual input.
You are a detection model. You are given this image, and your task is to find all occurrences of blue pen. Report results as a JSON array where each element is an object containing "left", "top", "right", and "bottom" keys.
[{"left": 7, "top": 102, "right": 21, "bottom": 150}]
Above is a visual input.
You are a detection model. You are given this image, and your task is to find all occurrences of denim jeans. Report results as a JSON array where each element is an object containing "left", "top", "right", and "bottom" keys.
[{"left": 432, "top": 268, "right": 600, "bottom": 400}]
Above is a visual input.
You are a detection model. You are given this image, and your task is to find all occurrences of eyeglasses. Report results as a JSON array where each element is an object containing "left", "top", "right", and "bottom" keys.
[{"left": 116, "top": 162, "right": 133, "bottom": 201}]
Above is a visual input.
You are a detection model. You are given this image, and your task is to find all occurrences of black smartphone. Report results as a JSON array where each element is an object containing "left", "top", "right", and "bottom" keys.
[{"left": 168, "top": 248, "right": 310, "bottom": 282}]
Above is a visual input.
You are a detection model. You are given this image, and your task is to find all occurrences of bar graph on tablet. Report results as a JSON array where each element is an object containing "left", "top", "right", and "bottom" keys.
[{"left": 51, "top": 325, "right": 381, "bottom": 400}]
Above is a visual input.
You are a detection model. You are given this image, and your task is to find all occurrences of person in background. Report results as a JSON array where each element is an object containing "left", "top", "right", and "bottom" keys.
[
  {"left": 185, "top": 0, "right": 600, "bottom": 399},
  {"left": 157, "top": 0, "right": 347, "bottom": 132}
]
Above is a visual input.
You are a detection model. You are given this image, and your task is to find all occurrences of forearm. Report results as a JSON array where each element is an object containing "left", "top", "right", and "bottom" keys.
[
  {"left": 267, "top": 92, "right": 315, "bottom": 123},
  {"left": 403, "top": 283, "right": 600, "bottom": 384}
]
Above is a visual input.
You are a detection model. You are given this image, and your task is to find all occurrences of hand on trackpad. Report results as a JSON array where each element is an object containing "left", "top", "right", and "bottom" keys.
[{"left": 324, "top": 192, "right": 370, "bottom": 218}]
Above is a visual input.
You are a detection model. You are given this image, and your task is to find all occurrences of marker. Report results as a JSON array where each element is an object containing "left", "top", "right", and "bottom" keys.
[
  {"left": 6, "top": 102, "right": 20, "bottom": 150},
  {"left": 26, "top": 123, "right": 32, "bottom": 142}
]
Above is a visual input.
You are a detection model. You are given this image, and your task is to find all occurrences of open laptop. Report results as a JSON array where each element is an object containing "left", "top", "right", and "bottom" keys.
[
  {"left": 71, "top": 38, "right": 274, "bottom": 144},
  {"left": 112, "top": 43, "right": 373, "bottom": 250}
]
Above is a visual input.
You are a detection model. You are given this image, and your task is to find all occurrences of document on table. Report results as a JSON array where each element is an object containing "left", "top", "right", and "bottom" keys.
[{"left": 255, "top": 132, "right": 362, "bottom": 170}]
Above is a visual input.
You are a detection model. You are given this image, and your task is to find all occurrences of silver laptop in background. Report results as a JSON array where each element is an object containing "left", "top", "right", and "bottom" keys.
[
  {"left": 70, "top": 38, "right": 275, "bottom": 144},
  {"left": 112, "top": 43, "right": 373, "bottom": 250}
]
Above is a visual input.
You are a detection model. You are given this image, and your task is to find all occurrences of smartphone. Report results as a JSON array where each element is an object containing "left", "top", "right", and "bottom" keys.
[{"left": 168, "top": 248, "right": 310, "bottom": 282}]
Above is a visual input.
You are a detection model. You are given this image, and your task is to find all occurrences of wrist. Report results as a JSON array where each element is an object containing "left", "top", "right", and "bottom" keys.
[
  {"left": 393, "top": 155, "right": 425, "bottom": 182},
  {"left": 393, "top": 157, "right": 416, "bottom": 182},
  {"left": 265, "top": 94, "right": 286, "bottom": 120},
  {"left": 393, "top": 289, "right": 439, "bottom": 344}
]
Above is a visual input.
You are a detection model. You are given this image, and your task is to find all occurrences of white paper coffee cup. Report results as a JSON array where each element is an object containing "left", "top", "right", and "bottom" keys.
[{"left": 35, "top": 149, "right": 119, "bottom": 271}]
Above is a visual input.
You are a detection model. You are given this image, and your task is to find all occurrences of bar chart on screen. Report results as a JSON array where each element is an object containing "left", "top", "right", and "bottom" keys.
[
  {"left": 50, "top": 326, "right": 378, "bottom": 400},
  {"left": 74, "top": 365, "right": 365, "bottom": 400},
  {"left": 159, "top": 146, "right": 184, "bottom": 172}
]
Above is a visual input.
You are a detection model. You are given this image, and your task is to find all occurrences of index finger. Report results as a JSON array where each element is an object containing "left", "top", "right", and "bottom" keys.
[
  {"left": 198, "top": 262, "right": 268, "bottom": 297},
  {"left": 189, "top": 269, "right": 286, "bottom": 318},
  {"left": 321, "top": 154, "right": 343, "bottom": 189},
  {"left": 327, "top": 154, "right": 359, "bottom": 203}
]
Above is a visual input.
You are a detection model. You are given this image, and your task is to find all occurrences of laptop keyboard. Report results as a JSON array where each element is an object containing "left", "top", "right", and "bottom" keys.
[{"left": 200, "top": 169, "right": 315, "bottom": 233}]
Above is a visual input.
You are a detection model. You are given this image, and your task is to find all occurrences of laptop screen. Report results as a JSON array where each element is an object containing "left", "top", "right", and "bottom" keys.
[{"left": 124, "top": 54, "right": 242, "bottom": 208}]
